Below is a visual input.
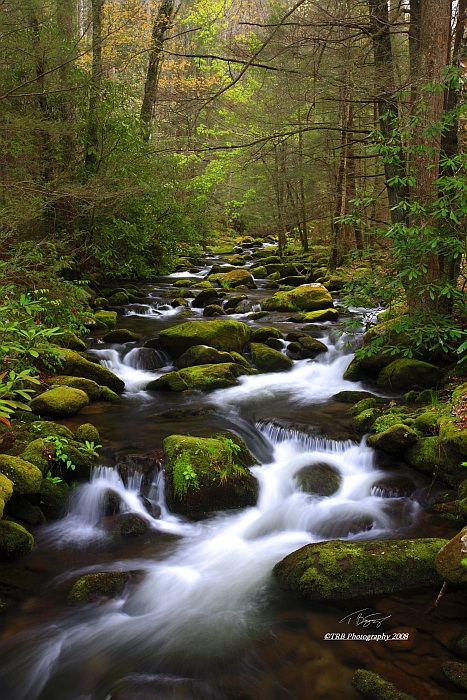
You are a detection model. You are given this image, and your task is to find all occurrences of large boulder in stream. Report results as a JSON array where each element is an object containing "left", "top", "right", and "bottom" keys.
[
  {"left": 158, "top": 319, "right": 251, "bottom": 357},
  {"left": 54, "top": 348, "right": 125, "bottom": 393},
  {"left": 163, "top": 433, "right": 258, "bottom": 518},
  {"left": 0, "top": 520, "right": 34, "bottom": 559},
  {"left": 30, "top": 386, "right": 89, "bottom": 418},
  {"left": 250, "top": 343, "right": 293, "bottom": 373},
  {"left": 146, "top": 362, "right": 251, "bottom": 392},
  {"left": 273, "top": 538, "right": 447, "bottom": 601},
  {"left": 174, "top": 345, "right": 236, "bottom": 369},
  {"left": 377, "top": 358, "right": 444, "bottom": 391},
  {"left": 209, "top": 269, "right": 256, "bottom": 289},
  {"left": 262, "top": 284, "right": 334, "bottom": 313}
]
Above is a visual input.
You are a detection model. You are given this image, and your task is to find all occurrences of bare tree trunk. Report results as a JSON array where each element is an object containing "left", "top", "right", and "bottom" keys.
[
  {"left": 85, "top": 0, "right": 104, "bottom": 172},
  {"left": 140, "top": 0, "right": 176, "bottom": 139},
  {"left": 273, "top": 142, "right": 288, "bottom": 257}
]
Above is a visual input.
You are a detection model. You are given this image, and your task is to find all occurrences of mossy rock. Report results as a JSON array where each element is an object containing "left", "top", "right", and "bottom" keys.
[
  {"left": 5, "top": 493, "right": 45, "bottom": 526},
  {"left": 343, "top": 357, "right": 367, "bottom": 382},
  {"left": 0, "top": 520, "right": 34, "bottom": 560},
  {"left": 0, "top": 473, "right": 13, "bottom": 518},
  {"left": 301, "top": 308, "right": 339, "bottom": 323},
  {"left": 367, "top": 425, "right": 418, "bottom": 454},
  {"left": 291, "top": 335, "right": 327, "bottom": 359},
  {"left": 108, "top": 291, "right": 129, "bottom": 305},
  {"left": 163, "top": 433, "right": 258, "bottom": 518},
  {"left": 223, "top": 295, "right": 247, "bottom": 311},
  {"left": 294, "top": 462, "right": 342, "bottom": 497},
  {"left": 30, "top": 479, "right": 70, "bottom": 519},
  {"left": 147, "top": 362, "right": 250, "bottom": 392},
  {"left": 102, "top": 329, "right": 140, "bottom": 343},
  {"left": 54, "top": 331, "right": 86, "bottom": 352},
  {"left": 55, "top": 347, "right": 125, "bottom": 393},
  {"left": 273, "top": 538, "right": 447, "bottom": 601},
  {"left": 0, "top": 455, "right": 42, "bottom": 493},
  {"left": 404, "top": 437, "right": 465, "bottom": 487},
  {"left": 412, "top": 410, "right": 440, "bottom": 435},
  {"left": 279, "top": 275, "right": 307, "bottom": 287},
  {"left": 30, "top": 420, "right": 74, "bottom": 441},
  {"left": 191, "top": 289, "right": 224, "bottom": 308},
  {"left": 21, "top": 438, "right": 53, "bottom": 474},
  {"left": 112, "top": 513, "right": 150, "bottom": 537},
  {"left": 377, "top": 359, "right": 445, "bottom": 391},
  {"left": 30, "top": 386, "right": 89, "bottom": 418},
  {"left": 251, "top": 326, "right": 283, "bottom": 343},
  {"left": 333, "top": 391, "right": 378, "bottom": 403},
  {"left": 211, "top": 269, "right": 257, "bottom": 290},
  {"left": 252, "top": 266, "right": 267, "bottom": 279},
  {"left": 75, "top": 423, "right": 100, "bottom": 444},
  {"left": 174, "top": 345, "right": 235, "bottom": 369},
  {"left": 50, "top": 375, "right": 120, "bottom": 403},
  {"left": 441, "top": 661, "right": 467, "bottom": 691},
  {"left": 262, "top": 284, "right": 333, "bottom": 313},
  {"left": 229, "top": 351, "right": 251, "bottom": 369},
  {"left": 68, "top": 571, "right": 133, "bottom": 603},
  {"left": 352, "top": 669, "right": 417, "bottom": 700},
  {"left": 194, "top": 280, "right": 215, "bottom": 290},
  {"left": 350, "top": 408, "right": 381, "bottom": 432},
  {"left": 158, "top": 320, "right": 251, "bottom": 357},
  {"left": 203, "top": 304, "right": 226, "bottom": 317},
  {"left": 250, "top": 343, "right": 293, "bottom": 373},
  {"left": 439, "top": 419, "right": 467, "bottom": 457},
  {"left": 435, "top": 527, "right": 467, "bottom": 585},
  {"left": 94, "top": 311, "right": 117, "bottom": 328}
]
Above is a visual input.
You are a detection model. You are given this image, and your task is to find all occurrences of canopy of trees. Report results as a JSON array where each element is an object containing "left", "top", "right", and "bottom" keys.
[{"left": 0, "top": 0, "right": 466, "bottom": 353}]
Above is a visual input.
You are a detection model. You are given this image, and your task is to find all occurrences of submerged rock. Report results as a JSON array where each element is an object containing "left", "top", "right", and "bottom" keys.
[
  {"left": 294, "top": 462, "right": 342, "bottom": 497},
  {"left": 273, "top": 538, "right": 447, "bottom": 601},
  {"left": 163, "top": 433, "right": 258, "bottom": 518},
  {"left": 158, "top": 319, "right": 251, "bottom": 357},
  {"left": 68, "top": 571, "right": 135, "bottom": 603}
]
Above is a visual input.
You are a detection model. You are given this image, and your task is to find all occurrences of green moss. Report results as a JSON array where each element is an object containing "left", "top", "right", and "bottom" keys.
[
  {"left": 350, "top": 408, "right": 381, "bottom": 432},
  {"left": 0, "top": 520, "right": 34, "bottom": 559},
  {"left": 0, "top": 473, "right": 13, "bottom": 517},
  {"left": 377, "top": 358, "right": 444, "bottom": 390},
  {"left": 373, "top": 413, "right": 410, "bottom": 434},
  {"left": 273, "top": 538, "right": 447, "bottom": 601},
  {"left": 214, "top": 269, "right": 257, "bottom": 289},
  {"left": 21, "top": 439, "right": 52, "bottom": 474},
  {"left": 262, "top": 284, "right": 334, "bottom": 313},
  {"left": 302, "top": 308, "right": 339, "bottom": 323},
  {"left": 54, "top": 347, "right": 125, "bottom": 393},
  {"left": 93, "top": 310, "right": 117, "bottom": 328},
  {"left": 439, "top": 419, "right": 467, "bottom": 457},
  {"left": 352, "top": 669, "right": 417, "bottom": 700},
  {"left": 30, "top": 386, "right": 89, "bottom": 418},
  {"left": 102, "top": 329, "right": 140, "bottom": 343},
  {"left": 250, "top": 343, "right": 293, "bottom": 373},
  {"left": 75, "top": 423, "right": 100, "bottom": 444},
  {"left": 0, "top": 455, "right": 42, "bottom": 493},
  {"left": 30, "top": 421, "right": 74, "bottom": 440},
  {"left": 435, "top": 527, "right": 467, "bottom": 585},
  {"left": 147, "top": 363, "right": 250, "bottom": 392},
  {"left": 412, "top": 410, "right": 440, "bottom": 435},
  {"left": 250, "top": 326, "right": 283, "bottom": 343},
  {"left": 68, "top": 572, "right": 133, "bottom": 603},
  {"left": 367, "top": 424, "right": 418, "bottom": 454},
  {"left": 158, "top": 319, "right": 251, "bottom": 357},
  {"left": 54, "top": 331, "right": 86, "bottom": 352},
  {"left": 50, "top": 375, "right": 103, "bottom": 400},
  {"left": 404, "top": 437, "right": 465, "bottom": 487}
]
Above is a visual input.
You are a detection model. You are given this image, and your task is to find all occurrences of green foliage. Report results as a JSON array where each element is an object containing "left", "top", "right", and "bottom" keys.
[
  {"left": 45, "top": 436, "right": 76, "bottom": 472},
  {"left": 173, "top": 451, "right": 199, "bottom": 498}
]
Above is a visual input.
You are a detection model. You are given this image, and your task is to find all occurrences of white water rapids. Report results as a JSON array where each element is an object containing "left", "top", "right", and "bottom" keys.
[{"left": 0, "top": 336, "right": 421, "bottom": 700}]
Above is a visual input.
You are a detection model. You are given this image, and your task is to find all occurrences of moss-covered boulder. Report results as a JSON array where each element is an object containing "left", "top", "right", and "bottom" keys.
[
  {"left": 439, "top": 419, "right": 467, "bottom": 457},
  {"left": 412, "top": 411, "right": 440, "bottom": 435},
  {"left": 0, "top": 455, "right": 42, "bottom": 493},
  {"left": 203, "top": 304, "right": 226, "bottom": 317},
  {"left": 191, "top": 289, "right": 224, "bottom": 308},
  {"left": 55, "top": 347, "right": 125, "bottom": 393},
  {"left": 158, "top": 319, "right": 251, "bottom": 357},
  {"left": 301, "top": 308, "right": 339, "bottom": 323},
  {"left": 147, "top": 362, "right": 251, "bottom": 392},
  {"left": 30, "top": 386, "right": 89, "bottom": 418},
  {"left": 404, "top": 437, "right": 465, "bottom": 487},
  {"left": 174, "top": 345, "right": 235, "bottom": 369},
  {"left": 294, "top": 462, "right": 341, "bottom": 497},
  {"left": 75, "top": 423, "right": 101, "bottom": 445},
  {"left": 113, "top": 513, "right": 150, "bottom": 538},
  {"left": 352, "top": 669, "right": 417, "bottom": 700},
  {"left": 68, "top": 571, "right": 134, "bottom": 603},
  {"left": 21, "top": 438, "right": 53, "bottom": 474},
  {"left": 350, "top": 408, "right": 382, "bottom": 432},
  {"left": 367, "top": 424, "right": 418, "bottom": 454},
  {"left": 377, "top": 359, "right": 444, "bottom": 391},
  {"left": 5, "top": 493, "right": 45, "bottom": 526},
  {"left": 434, "top": 527, "right": 467, "bottom": 585},
  {"left": 262, "top": 284, "right": 334, "bottom": 313},
  {"left": 30, "top": 478, "right": 70, "bottom": 519},
  {"left": 441, "top": 661, "right": 467, "bottom": 692},
  {"left": 0, "top": 520, "right": 34, "bottom": 559},
  {"left": 211, "top": 269, "right": 257, "bottom": 289},
  {"left": 54, "top": 331, "right": 87, "bottom": 352},
  {"left": 288, "top": 335, "right": 328, "bottom": 359},
  {"left": 0, "top": 473, "right": 13, "bottom": 517},
  {"left": 273, "top": 538, "right": 447, "bottom": 601},
  {"left": 250, "top": 343, "right": 293, "bottom": 373},
  {"left": 93, "top": 310, "right": 117, "bottom": 328},
  {"left": 250, "top": 327, "right": 283, "bottom": 343},
  {"left": 29, "top": 420, "right": 74, "bottom": 441},
  {"left": 163, "top": 433, "right": 258, "bottom": 518},
  {"left": 102, "top": 329, "right": 140, "bottom": 343}
]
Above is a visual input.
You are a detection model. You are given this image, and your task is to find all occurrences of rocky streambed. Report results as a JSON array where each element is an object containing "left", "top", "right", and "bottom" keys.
[{"left": 0, "top": 239, "right": 466, "bottom": 699}]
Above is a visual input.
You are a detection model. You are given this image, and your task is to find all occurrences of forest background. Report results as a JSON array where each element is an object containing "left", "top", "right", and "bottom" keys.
[{"left": 0, "top": 0, "right": 466, "bottom": 414}]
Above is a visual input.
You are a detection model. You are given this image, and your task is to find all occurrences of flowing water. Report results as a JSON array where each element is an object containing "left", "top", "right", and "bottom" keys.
[{"left": 0, "top": 263, "right": 462, "bottom": 700}]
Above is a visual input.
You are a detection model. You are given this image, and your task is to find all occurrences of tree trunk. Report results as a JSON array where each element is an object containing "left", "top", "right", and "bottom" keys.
[
  {"left": 140, "top": 0, "right": 176, "bottom": 139},
  {"left": 85, "top": 0, "right": 104, "bottom": 172}
]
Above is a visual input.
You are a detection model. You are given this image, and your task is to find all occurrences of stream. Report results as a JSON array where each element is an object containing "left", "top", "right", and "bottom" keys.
[{"left": 0, "top": 255, "right": 463, "bottom": 700}]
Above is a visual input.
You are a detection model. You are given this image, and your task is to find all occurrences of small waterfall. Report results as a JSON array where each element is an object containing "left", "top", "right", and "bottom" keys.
[
  {"left": 90, "top": 348, "right": 171, "bottom": 393},
  {"left": 257, "top": 420, "right": 356, "bottom": 453},
  {"left": 124, "top": 346, "right": 169, "bottom": 370}
]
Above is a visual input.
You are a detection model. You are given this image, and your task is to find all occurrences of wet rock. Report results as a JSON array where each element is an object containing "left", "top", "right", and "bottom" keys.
[
  {"left": 234, "top": 299, "right": 255, "bottom": 313},
  {"left": 158, "top": 319, "right": 251, "bottom": 357},
  {"left": 124, "top": 347, "right": 165, "bottom": 371},
  {"left": 0, "top": 520, "right": 34, "bottom": 560},
  {"left": 93, "top": 310, "right": 117, "bottom": 328},
  {"left": 5, "top": 493, "right": 45, "bottom": 526},
  {"left": 262, "top": 284, "right": 334, "bottom": 313},
  {"left": 30, "top": 386, "right": 89, "bottom": 418},
  {"left": 0, "top": 455, "right": 42, "bottom": 493},
  {"left": 301, "top": 308, "right": 339, "bottom": 323},
  {"left": 210, "top": 269, "right": 257, "bottom": 289},
  {"left": 191, "top": 288, "right": 224, "bottom": 308},
  {"left": 294, "top": 462, "right": 342, "bottom": 497},
  {"left": 68, "top": 571, "right": 134, "bottom": 603},
  {"left": 75, "top": 423, "right": 101, "bottom": 445},
  {"left": 404, "top": 437, "right": 465, "bottom": 488},
  {"left": 174, "top": 345, "right": 235, "bottom": 369},
  {"left": 223, "top": 295, "right": 247, "bottom": 311},
  {"left": 30, "top": 479, "right": 70, "bottom": 519},
  {"left": 435, "top": 527, "right": 467, "bottom": 585},
  {"left": 251, "top": 265, "right": 267, "bottom": 278},
  {"left": 163, "top": 433, "right": 258, "bottom": 518},
  {"left": 332, "top": 391, "right": 378, "bottom": 403},
  {"left": 49, "top": 376, "right": 120, "bottom": 403},
  {"left": 102, "top": 329, "right": 140, "bottom": 343},
  {"left": 266, "top": 338, "right": 284, "bottom": 351},
  {"left": 251, "top": 326, "right": 283, "bottom": 343},
  {"left": 371, "top": 475, "right": 417, "bottom": 498},
  {"left": 377, "top": 359, "right": 445, "bottom": 391},
  {"left": 250, "top": 343, "right": 293, "bottom": 373},
  {"left": 114, "top": 513, "right": 150, "bottom": 537},
  {"left": 352, "top": 669, "right": 417, "bottom": 699},
  {"left": 0, "top": 473, "right": 13, "bottom": 517},
  {"left": 350, "top": 408, "right": 382, "bottom": 432},
  {"left": 147, "top": 362, "right": 251, "bottom": 392},
  {"left": 367, "top": 425, "right": 418, "bottom": 454},
  {"left": 55, "top": 347, "right": 125, "bottom": 393},
  {"left": 273, "top": 538, "right": 447, "bottom": 601},
  {"left": 203, "top": 304, "right": 226, "bottom": 317},
  {"left": 54, "top": 331, "right": 87, "bottom": 351}
]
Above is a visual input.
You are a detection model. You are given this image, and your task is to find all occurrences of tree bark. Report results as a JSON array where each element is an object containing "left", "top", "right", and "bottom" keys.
[{"left": 85, "top": 0, "right": 104, "bottom": 172}]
